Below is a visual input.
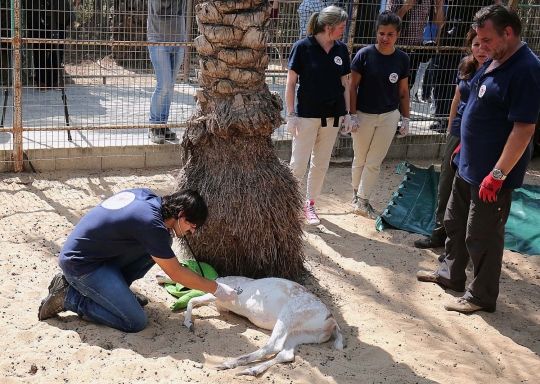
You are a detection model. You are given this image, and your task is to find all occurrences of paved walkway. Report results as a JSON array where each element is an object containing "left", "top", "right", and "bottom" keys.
[{"left": 0, "top": 81, "right": 440, "bottom": 152}]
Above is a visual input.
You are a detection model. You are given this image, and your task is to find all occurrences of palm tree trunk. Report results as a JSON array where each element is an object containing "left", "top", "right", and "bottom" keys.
[{"left": 178, "top": 0, "right": 305, "bottom": 279}]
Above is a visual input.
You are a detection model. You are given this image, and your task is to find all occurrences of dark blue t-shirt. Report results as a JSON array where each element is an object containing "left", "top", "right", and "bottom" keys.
[
  {"left": 288, "top": 36, "right": 351, "bottom": 118},
  {"left": 456, "top": 44, "right": 540, "bottom": 189},
  {"left": 59, "top": 188, "right": 175, "bottom": 277},
  {"left": 449, "top": 67, "right": 477, "bottom": 138},
  {"left": 351, "top": 45, "right": 410, "bottom": 114}
]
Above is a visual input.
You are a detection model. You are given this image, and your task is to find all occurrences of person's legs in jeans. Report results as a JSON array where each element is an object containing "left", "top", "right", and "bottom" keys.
[
  {"left": 148, "top": 45, "right": 184, "bottom": 124},
  {"left": 64, "top": 250, "right": 155, "bottom": 332}
]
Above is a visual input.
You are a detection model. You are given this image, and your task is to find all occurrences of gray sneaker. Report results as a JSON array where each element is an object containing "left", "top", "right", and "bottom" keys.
[
  {"left": 148, "top": 129, "right": 165, "bottom": 144},
  {"left": 353, "top": 198, "right": 380, "bottom": 220},
  {"left": 38, "top": 273, "right": 69, "bottom": 321}
]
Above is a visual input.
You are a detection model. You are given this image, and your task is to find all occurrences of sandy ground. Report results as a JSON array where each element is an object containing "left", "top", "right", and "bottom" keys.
[{"left": 1, "top": 157, "right": 539, "bottom": 383}]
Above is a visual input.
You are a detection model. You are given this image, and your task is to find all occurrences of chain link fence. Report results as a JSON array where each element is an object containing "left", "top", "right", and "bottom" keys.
[{"left": 0, "top": 0, "right": 538, "bottom": 171}]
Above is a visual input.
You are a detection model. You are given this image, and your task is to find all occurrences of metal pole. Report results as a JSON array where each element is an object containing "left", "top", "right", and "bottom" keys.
[
  {"left": 11, "top": 0, "right": 23, "bottom": 172},
  {"left": 183, "top": 0, "right": 194, "bottom": 82}
]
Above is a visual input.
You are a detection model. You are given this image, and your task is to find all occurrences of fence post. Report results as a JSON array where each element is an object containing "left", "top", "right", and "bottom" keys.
[
  {"left": 507, "top": 1, "right": 519, "bottom": 11},
  {"left": 11, "top": 0, "right": 23, "bottom": 172}
]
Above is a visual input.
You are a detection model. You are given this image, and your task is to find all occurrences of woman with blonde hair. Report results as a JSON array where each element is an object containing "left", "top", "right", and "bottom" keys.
[{"left": 285, "top": 6, "right": 353, "bottom": 225}]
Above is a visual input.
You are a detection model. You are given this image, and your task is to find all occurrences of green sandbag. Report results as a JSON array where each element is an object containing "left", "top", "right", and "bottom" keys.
[
  {"left": 376, "top": 161, "right": 439, "bottom": 236},
  {"left": 504, "top": 185, "right": 540, "bottom": 256},
  {"left": 163, "top": 260, "right": 219, "bottom": 310}
]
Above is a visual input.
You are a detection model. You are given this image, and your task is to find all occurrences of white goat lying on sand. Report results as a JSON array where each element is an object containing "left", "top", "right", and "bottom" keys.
[{"left": 156, "top": 274, "right": 344, "bottom": 376}]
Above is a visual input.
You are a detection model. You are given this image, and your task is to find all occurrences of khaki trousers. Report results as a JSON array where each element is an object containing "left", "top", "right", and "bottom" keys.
[
  {"left": 351, "top": 109, "right": 401, "bottom": 199},
  {"left": 290, "top": 117, "right": 340, "bottom": 202}
]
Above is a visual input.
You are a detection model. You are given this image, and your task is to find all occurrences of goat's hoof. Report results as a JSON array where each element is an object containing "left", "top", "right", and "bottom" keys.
[
  {"left": 183, "top": 321, "right": 194, "bottom": 332},
  {"left": 215, "top": 361, "right": 234, "bottom": 371},
  {"left": 235, "top": 368, "right": 257, "bottom": 376}
]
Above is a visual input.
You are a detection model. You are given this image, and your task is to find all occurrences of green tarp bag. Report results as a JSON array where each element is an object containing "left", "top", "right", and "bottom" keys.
[{"left": 376, "top": 161, "right": 540, "bottom": 256}]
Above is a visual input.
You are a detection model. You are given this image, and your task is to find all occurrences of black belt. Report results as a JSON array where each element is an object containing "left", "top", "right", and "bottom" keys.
[{"left": 304, "top": 100, "right": 341, "bottom": 127}]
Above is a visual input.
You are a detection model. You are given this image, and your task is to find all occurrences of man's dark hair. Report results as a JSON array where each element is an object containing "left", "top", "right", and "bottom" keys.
[
  {"left": 377, "top": 10, "right": 402, "bottom": 34},
  {"left": 161, "top": 189, "right": 208, "bottom": 228},
  {"left": 473, "top": 3, "right": 522, "bottom": 37}
]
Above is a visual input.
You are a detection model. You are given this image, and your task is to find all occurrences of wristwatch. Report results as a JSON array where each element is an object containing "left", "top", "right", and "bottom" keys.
[{"left": 492, "top": 168, "right": 507, "bottom": 180}]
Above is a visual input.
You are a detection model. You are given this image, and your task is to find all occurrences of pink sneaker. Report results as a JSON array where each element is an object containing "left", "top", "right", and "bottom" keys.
[{"left": 304, "top": 200, "right": 320, "bottom": 225}]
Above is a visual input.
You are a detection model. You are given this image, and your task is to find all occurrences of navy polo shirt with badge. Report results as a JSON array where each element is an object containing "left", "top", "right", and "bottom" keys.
[
  {"left": 288, "top": 36, "right": 351, "bottom": 118},
  {"left": 351, "top": 45, "right": 410, "bottom": 114},
  {"left": 59, "top": 188, "right": 175, "bottom": 277},
  {"left": 457, "top": 43, "right": 540, "bottom": 189}
]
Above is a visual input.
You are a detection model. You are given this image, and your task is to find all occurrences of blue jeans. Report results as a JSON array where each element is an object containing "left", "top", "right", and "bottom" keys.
[
  {"left": 148, "top": 45, "right": 185, "bottom": 124},
  {"left": 63, "top": 249, "right": 156, "bottom": 332}
]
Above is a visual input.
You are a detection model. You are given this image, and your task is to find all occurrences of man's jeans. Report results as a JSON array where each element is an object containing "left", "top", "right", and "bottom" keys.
[
  {"left": 64, "top": 250, "right": 156, "bottom": 332},
  {"left": 148, "top": 45, "right": 185, "bottom": 124}
]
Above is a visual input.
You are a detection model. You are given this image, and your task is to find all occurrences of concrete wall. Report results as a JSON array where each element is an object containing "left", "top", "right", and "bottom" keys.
[{"left": 1, "top": 136, "right": 445, "bottom": 172}]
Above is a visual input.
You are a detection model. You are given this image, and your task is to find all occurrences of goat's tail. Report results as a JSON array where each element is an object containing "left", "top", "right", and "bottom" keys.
[{"left": 332, "top": 321, "right": 344, "bottom": 351}]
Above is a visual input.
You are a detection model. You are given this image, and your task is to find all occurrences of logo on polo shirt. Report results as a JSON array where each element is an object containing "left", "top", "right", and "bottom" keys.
[
  {"left": 478, "top": 84, "right": 487, "bottom": 98},
  {"left": 334, "top": 56, "right": 343, "bottom": 65},
  {"left": 389, "top": 73, "right": 398, "bottom": 83},
  {"left": 102, "top": 191, "right": 136, "bottom": 210}
]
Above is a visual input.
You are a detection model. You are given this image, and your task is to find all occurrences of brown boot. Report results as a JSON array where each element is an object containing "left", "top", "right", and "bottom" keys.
[{"left": 38, "top": 273, "right": 68, "bottom": 320}]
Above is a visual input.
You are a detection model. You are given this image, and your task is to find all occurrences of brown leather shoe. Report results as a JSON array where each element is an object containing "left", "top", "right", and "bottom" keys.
[
  {"left": 414, "top": 237, "right": 445, "bottom": 249},
  {"left": 444, "top": 297, "right": 484, "bottom": 313},
  {"left": 416, "top": 270, "right": 439, "bottom": 283}
]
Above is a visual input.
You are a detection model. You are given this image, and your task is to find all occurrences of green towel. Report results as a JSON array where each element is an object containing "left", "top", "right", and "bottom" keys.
[{"left": 163, "top": 260, "right": 219, "bottom": 310}]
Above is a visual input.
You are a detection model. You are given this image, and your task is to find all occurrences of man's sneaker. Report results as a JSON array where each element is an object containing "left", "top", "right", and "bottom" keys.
[
  {"left": 351, "top": 193, "right": 358, "bottom": 206},
  {"left": 303, "top": 200, "right": 320, "bottom": 225},
  {"left": 163, "top": 128, "right": 177, "bottom": 140},
  {"left": 416, "top": 270, "right": 439, "bottom": 283},
  {"left": 414, "top": 236, "right": 445, "bottom": 249},
  {"left": 133, "top": 291, "right": 149, "bottom": 307},
  {"left": 148, "top": 129, "right": 165, "bottom": 144},
  {"left": 353, "top": 198, "right": 380, "bottom": 220},
  {"left": 444, "top": 297, "right": 487, "bottom": 313},
  {"left": 38, "top": 273, "right": 69, "bottom": 321}
]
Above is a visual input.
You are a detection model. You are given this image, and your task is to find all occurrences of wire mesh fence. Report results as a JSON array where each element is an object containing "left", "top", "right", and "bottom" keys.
[{"left": 0, "top": 0, "right": 538, "bottom": 171}]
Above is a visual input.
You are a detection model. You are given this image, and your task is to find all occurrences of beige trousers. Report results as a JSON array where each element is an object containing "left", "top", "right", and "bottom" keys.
[
  {"left": 351, "top": 109, "right": 401, "bottom": 200},
  {"left": 290, "top": 117, "right": 340, "bottom": 202}
]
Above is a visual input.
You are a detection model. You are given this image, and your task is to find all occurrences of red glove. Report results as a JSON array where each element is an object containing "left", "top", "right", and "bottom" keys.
[
  {"left": 479, "top": 173, "right": 504, "bottom": 202},
  {"left": 450, "top": 143, "right": 461, "bottom": 171}
]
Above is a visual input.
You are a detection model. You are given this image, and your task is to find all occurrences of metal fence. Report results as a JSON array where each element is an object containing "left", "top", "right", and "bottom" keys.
[{"left": 0, "top": 0, "right": 538, "bottom": 171}]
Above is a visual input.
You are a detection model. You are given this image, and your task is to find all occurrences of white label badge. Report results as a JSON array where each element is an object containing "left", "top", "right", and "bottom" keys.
[
  {"left": 478, "top": 84, "right": 487, "bottom": 98},
  {"left": 389, "top": 73, "right": 399, "bottom": 83},
  {"left": 334, "top": 56, "right": 343, "bottom": 65},
  {"left": 101, "top": 191, "right": 136, "bottom": 210}
]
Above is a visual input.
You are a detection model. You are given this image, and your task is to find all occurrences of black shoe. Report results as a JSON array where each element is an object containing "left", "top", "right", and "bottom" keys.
[
  {"left": 438, "top": 254, "right": 446, "bottom": 262},
  {"left": 414, "top": 237, "right": 445, "bottom": 249},
  {"left": 163, "top": 128, "right": 177, "bottom": 140},
  {"left": 38, "top": 273, "right": 69, "bottom": 320},
  {"left": 429, "top": 121, "right": 446, "bottom": 133},
  {"left": 133, "top": 291, "right": 149, "bottom": 307}
]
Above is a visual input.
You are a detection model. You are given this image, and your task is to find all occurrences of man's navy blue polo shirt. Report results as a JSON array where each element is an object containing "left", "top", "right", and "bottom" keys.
[
  {"left": 457, "top": 43, "right": 540, "bottom": 189},
  {"left": 288, "top": 36, "right": 351, "bottom": 118}
]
